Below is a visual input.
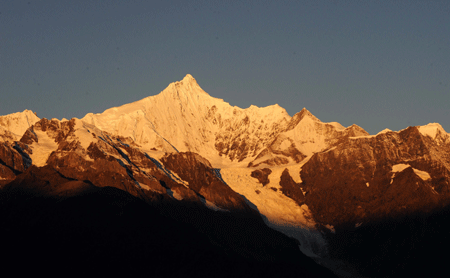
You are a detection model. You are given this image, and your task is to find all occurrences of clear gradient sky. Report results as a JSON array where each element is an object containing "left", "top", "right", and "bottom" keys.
[{"left": 2, "top": 1, "right": 449, "bottom": 134}]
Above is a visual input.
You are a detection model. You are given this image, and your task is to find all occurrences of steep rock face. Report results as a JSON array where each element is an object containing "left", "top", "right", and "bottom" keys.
[
  {"left": 300, "top": 126, "right": 450, "bottom": 228},
  {"left": 279, "top": 168, "right": 305, "bottom": 206},
  {"left": 248, "top": 108, "right": 369, "bottom": 167},
  {"left": 161, "top": 152, "right": 254, "bottom": 212},
  {"left": 1, "top": 165, "right": 96, "bottom": 199},
  {"left": 37, "top": 119, "right": 193, "bottom": 202},
  {"left": 10, "top": 118, "right": 167, "bottom": 202},
  {"left": 10, "top": 116, "right": 246, "bottom": 212},
  {"left": 0, "top": 143, "right": 26, "bottom": 174},
  {"left": 0, "top": 141, "right": 32, "bottom": 185},
  {"left": 0, "top": 164, "right": 15, "bottom": 184},
  {"left": 213, "top": 105, "right": 290, "bottom": 163},
  {"left": 250, "top": 168, "right": 272, "bottom": 186},
  {"left": 0, "top": 111, "right": 39, "bottom": 183}
]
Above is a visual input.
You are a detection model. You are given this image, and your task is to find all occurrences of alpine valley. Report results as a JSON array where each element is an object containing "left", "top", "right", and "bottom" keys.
[{"left": 2, "top": 75, "right": 450, "bottom": 277}]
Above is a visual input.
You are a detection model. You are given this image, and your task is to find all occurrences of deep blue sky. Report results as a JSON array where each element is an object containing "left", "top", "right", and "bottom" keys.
[{"left": 2, "top": 1, "right": 449, "bottom": 134}]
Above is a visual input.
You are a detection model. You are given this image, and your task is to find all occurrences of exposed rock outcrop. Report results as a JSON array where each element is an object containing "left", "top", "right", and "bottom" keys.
[
  {"left": 279, "top": 168, "right": 305, "bottom": 206},
  {"left": 162, "top": 152, "right": 254, "bottom": 212},
  {"left": 250, "top": 168, "right": 272, "bottom": 186},
  {"left": 301, "top": 126, "right": 450, "bottom": 228}
]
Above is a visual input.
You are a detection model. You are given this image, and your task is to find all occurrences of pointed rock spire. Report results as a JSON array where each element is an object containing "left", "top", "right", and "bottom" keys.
[
  {"left": 285, "top": 108, "right": 321, "bottom": 130},
  {"left": 182, "top": 74, "right": 196, "bottom": 82},
  {"left": 297, "top": 108, "right": 320, "bottom": 122},
  {"left": 345, "top": 124, "right": 369, "bottom": 137}
]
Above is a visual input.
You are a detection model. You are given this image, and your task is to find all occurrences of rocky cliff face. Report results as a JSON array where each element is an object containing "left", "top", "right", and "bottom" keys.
[
  {"left": 0, "top": 110, "right": 39, "bottom": 184},
  {"left": 248, "top": 108, "right": 369, "bottom": 167},
  {"left": 299, "top": 126, "right": 450, "bottom": 229},
  {"left": 3, "top": 116, "right": 255, "bottom": 215},
  {"left": 0, "top": 142, "right": 27, "bottom": 184}
]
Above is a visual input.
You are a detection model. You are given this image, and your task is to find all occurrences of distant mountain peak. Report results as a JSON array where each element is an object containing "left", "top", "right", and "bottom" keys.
[
  {"left": 345, "top": 124, "right": 369, "bottom": 136},
  {"left": 0, "top": 109, "right": 40, "bottom": 140},
  {"left": 377, "top": 128, "right": 392, "bottom": 135},
  {"left": 182, "top": 73, "right": 195, "bottom": 82},
  {"left": 297, "top": 107, "right": 319, "bottom": 122},
  {"left": 418, "top": 123, "right": 448, "bottom": 139},
  {"left": 285, "top": 108, "right": 320, "bottom": 130}
]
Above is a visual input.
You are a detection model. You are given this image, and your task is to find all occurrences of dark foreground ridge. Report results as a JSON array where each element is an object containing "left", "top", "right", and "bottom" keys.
[
  {"left": 0, "top": 172, "right": 335, "bottom": 278},
  {"left": 324, "top": 206, "right": 450, "bottom": 277}
]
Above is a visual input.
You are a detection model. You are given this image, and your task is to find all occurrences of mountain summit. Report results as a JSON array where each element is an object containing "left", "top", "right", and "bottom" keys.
[{"left": 162, "top": 73, "right": 210, "bottom": 98}]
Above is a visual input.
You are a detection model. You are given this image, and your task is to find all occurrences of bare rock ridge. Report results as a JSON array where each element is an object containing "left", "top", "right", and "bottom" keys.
[
  {"left": 251, "top": 168, "right": 272, "bottom": 186},
  {"left": 2, "top": 74, "right": 450, "bottom": 277}
]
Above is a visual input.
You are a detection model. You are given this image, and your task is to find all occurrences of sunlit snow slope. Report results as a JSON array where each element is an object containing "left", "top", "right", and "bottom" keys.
[{"left": 0, "top": 110, "right": 40, "bottom": 142}]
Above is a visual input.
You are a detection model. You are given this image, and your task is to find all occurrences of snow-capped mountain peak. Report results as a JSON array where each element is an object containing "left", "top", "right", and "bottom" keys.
[
  {"left": 298, "top": 107, "right": 320, "bottom": 122},
  {"left": 418, "top": 123, "right": 448, "bottom": 139},
  {"left": 162, "top": 73, "right": 210, "bottom": 98},
  {"left": 0, "top": 109, "right": 40, "bottom": 141},
  {"left": 80, "top": 75, "right": 295, "bottom": 166},
  {"left": 77, "top": 75, "right": 378, "bottom": 168},
  {"left": 417, "top": 123, "right": 450, "bottom": 147}
]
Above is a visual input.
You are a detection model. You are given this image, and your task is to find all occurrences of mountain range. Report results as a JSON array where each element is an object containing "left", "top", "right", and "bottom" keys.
[{"left": 2, "top": 74, "right": 450, "bottom": 277}]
